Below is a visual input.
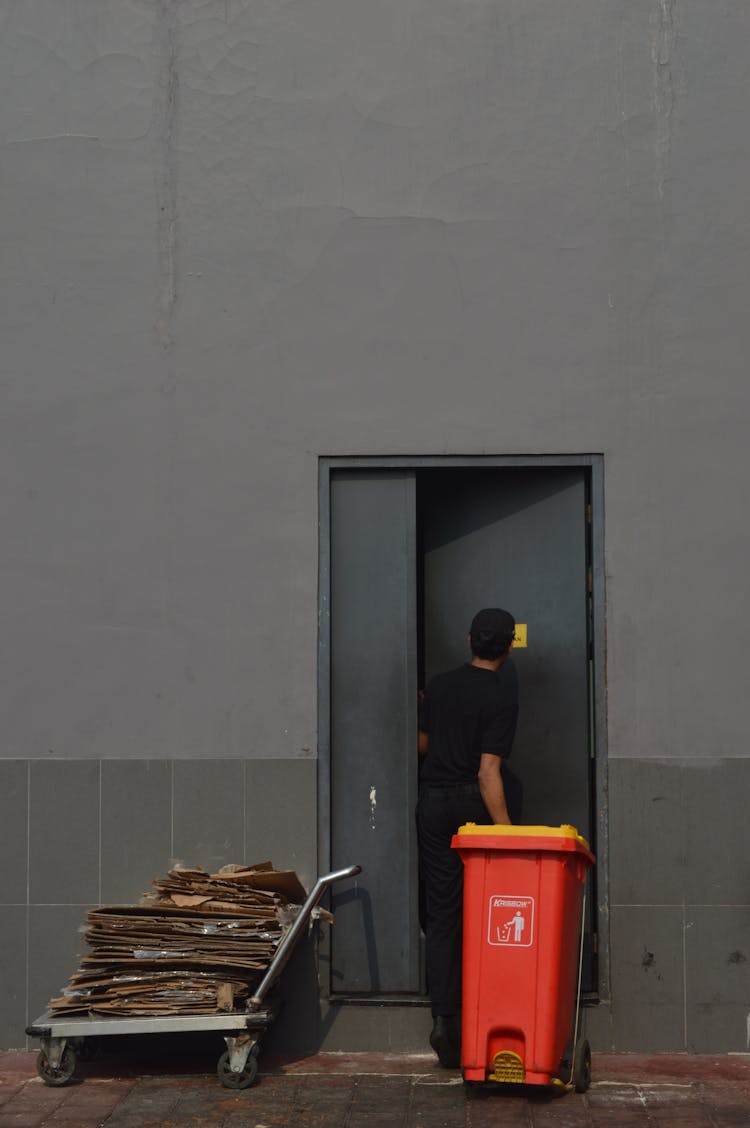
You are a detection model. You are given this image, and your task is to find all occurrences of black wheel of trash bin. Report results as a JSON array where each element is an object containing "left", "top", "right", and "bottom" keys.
[
  {"left": 217, "top": 1049, "right": 258, "bottom": 1089},
  {"left": 572, "top": 1038, "right": 591, "bottom": 1093},
  {"left": 36, "top": 1045, "right": 76, "bottom": 1087}
]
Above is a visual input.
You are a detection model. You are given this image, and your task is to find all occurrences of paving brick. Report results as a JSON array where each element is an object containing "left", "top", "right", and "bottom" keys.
[
  {"left": 1, "top": 1055, "right": 750, "bottom": 1127},
  {"left": 649, "top": 1115, "right": 712, "bottom": 1127},
  {"left": 55, "top": 1080, "right": 136, "bottom": 1109},
  {"left": 0, "top": 1083, "right": 67, "bottom": 1118},
  {"left": 41, "top": 1114, "right": 114, "bottom": 1128},
  {"left": 226, "top": 1101, "right": 294, "bottom": 1123},
  {"left": 293, "top": 1086, "right": 355, "bottom": 1123},
  {"left": 0, "top": 1115, "right": 48, "bottom": 1128},
  {"left": 704, "top": 1106, "right": 750, "bottom": 1128},
  {"left": 526, "top": 1095, "right": 593, "bottom": 1127},
  {"left": 581, "top": 1113, "right": 649, "bottom": 1128},
  {"left": 407, "top": 1078, "right": 467, "bottom": 1128},
  {"left": 220, "top": 1075, "right": 299, "bottom": 1124},
  {"left": 102, "top": 1117, "right": 162, "bottom": 1128},
  {"left": 0, "top": 1088, "right": 24, "bottom": 1110},
  {"left": 466, "top": 1088, "right": 531, "bottom": 1128},
  {"left": 586, "top": 1083, "right": 651, "bottom": 1107}
]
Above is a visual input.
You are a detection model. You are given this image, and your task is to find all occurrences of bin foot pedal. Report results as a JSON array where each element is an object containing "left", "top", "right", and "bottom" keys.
[{"left": 488, "top": 1050, "right": 525, "bottom": 1083}]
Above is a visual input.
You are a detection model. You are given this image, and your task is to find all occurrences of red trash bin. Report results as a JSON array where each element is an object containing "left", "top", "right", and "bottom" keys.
[{"left": 451, "top": 824, "right": 595, "bottom": 1091}]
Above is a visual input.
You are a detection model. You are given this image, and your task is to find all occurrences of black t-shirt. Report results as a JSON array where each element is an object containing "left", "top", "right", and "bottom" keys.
[{"left": 419, "top": 661, "right": 518, "bottom": 784}]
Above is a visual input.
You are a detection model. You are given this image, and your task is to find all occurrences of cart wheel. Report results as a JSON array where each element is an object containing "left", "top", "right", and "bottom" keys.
[
  {"left": 217, "top": 1049, "right": 258, "bottom": 1089},
  {"left": 572, "top": 1038, "right": 591, "bottom": 1093},
  {"left": 36, "top": 1045, "right": 76, "bottom": 1087}
]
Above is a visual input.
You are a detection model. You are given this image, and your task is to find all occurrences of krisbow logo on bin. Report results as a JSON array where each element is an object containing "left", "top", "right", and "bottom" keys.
[{"left": 487, "top": 895, "right": 535, "bottom": 947}]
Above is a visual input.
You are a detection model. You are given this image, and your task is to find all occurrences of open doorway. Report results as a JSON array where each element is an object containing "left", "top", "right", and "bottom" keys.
[{"left": 320, "top": 458, "right": 603, "bottom": 1002}]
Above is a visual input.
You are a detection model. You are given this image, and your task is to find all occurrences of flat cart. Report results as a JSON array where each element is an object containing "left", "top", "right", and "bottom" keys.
[{"left": 27, "top": 864, "right": 361, "bottom": 1090}]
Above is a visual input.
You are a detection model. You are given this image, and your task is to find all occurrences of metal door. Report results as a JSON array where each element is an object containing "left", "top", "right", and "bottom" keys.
[
  {"left": 328, "top": 471, "right": 420, "bottom": 993},
  {"left": 420, "top": 468, "right": 592, "bottom": 841},
  {"left": 325, "top": 464, "right": 595, "bottom": 998}
]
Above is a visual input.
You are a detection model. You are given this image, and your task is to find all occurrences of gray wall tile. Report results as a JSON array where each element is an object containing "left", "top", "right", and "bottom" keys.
[
  {"left": 245, "top": 758, "right": 317, "bottom": 891},
  {"left": 101, "top": 760, "right": 172, "bottom": 904},
  {"left": 10, "top": 751, "right": 750, "bottom": 1056},
  {"left": 0, "top": 762, "right": 28, "bottom": 905},
  {"left": 610, "top": 906, "right": 685, "bottom": 1051},
  {"left": 608, "top": 759, "right": 686, "bottom": 906},
  {"left": 172, "top": 760, "right": 244, "bottom": 872},
  {"left": 27, "top": 905, "right": 92, "bottom": 1027},
  {"left": 0, "top": 907, "right": 27, "bottom": 1049},
  {"left": 609, "top": 759, "right": 750, "bottom": 911},
  {"left": 29, "top": 761, "right": 100, "bottom": 905},
  {"left": 685, "top": 905, "right": 750, "bottom": 1053},
  {"left": 683, "top": 760, "right": 750, "bottom": 905}
]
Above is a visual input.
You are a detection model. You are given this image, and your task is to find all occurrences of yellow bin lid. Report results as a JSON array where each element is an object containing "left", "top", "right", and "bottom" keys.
[{"left": 456, "top": 823, "right": 592, "bottom": 852}]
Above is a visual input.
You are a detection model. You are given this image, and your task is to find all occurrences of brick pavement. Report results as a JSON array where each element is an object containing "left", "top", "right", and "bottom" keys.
[{"left": 2, "top": 1050, "right": 750, "bottom": 1127}]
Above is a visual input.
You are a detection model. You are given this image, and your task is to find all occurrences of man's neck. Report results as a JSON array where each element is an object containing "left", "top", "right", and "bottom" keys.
[{"left": 470, "top": 656, "right": 503, "bottom": 672}]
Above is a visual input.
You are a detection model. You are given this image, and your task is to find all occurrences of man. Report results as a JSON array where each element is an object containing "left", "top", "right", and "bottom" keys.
[{"left": 417, "top": 607, "right": 519, "bottom": 1068}]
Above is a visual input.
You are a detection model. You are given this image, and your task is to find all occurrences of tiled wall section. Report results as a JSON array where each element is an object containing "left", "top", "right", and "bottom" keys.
[
  {"left": 0, "top": 758, "right": 317, "bottom": 1050},
  {"left": 607, "top": 758, "right": 750, "bottom": 1053},
  {"left": 3, "top": 756, "right": 749, "bottom": 1054}
]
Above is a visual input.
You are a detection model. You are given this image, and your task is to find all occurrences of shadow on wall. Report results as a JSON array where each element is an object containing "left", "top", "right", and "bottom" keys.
[
  {"left": 265, "top": 884, "right": 383, "bottom": 1056},
  {"left": 263, "top": 932, "right": 340, "bottom": 1057}
]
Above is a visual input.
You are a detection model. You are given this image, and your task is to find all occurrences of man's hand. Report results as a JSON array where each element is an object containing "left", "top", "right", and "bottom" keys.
[{"left": 477, "top": 754, "right": 511, "bottom": 825}]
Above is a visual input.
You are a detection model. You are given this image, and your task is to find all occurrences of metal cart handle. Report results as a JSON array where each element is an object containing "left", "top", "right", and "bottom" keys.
[{"left": 248, "top": 864, "right": 362, "bottom": 1008}]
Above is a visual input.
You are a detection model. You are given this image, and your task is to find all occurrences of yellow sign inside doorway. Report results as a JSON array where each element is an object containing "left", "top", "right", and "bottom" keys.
[{"left": 513, "top": 624, "right": 527, "bottom": 648}]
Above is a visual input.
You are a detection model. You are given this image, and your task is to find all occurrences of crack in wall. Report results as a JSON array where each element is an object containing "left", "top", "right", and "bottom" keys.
[
  {"left": 652, "top": 0, "right": 676, "bottom": 201},
  {"left": 154, "top": 0, "right": 180, "bottom": 353}
]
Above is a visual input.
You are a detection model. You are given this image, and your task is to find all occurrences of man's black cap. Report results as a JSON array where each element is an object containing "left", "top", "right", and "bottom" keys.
[{"left": 469, "top": 607, "right": 516, "bottom": 646}]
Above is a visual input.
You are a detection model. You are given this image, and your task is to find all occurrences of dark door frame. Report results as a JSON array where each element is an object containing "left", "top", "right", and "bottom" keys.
[{"left": 318, "top": 454, "right": 608, "bottom": 1004}]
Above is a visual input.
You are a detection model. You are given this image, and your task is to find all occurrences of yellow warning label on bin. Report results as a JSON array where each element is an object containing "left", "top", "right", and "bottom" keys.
[{"left": 513, "top": 624, "right": 527, "bottom": 648}]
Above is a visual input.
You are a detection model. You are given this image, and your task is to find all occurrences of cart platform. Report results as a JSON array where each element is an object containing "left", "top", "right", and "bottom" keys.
[{"left": 26, "top": 864, "right": 361, "bottom": 1089}]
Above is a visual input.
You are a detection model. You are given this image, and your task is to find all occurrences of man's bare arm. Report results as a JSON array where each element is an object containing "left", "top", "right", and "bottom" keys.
[
  {"left": 477, "top": 753, "right": 511, "bottom": 825},
  {"left": 418, "top": 731, "right": 429, "bottom": 756}
]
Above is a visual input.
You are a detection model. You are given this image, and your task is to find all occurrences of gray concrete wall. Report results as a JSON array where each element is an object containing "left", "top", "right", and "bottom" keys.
[
  {"left": 605, "top": 759, "right": 750, "bottom": 1053},
  {"left": 2, "top": 1, "right": 750, "bottom": 1051},
  {"left": 0, "top": 757, "right": 318, "bottom": 1049}
]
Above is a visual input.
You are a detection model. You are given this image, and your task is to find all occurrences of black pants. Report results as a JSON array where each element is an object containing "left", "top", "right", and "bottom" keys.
[
  {"left": 416, "top": 769, "right": 523, "bottom": 1018},
  {"left": 416, "top": 783, "right": 489, "bottom": 1018}
]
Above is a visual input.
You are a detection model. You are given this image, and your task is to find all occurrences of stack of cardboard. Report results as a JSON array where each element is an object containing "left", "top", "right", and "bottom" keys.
[{"left": 48, "top": 862, "right": 306, "bottom": 1016}]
